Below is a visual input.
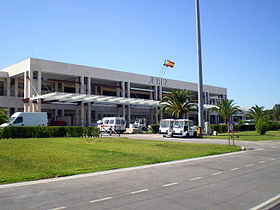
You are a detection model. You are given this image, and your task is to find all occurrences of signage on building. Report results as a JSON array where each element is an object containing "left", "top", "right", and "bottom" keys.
[{"left": 149, "top": 77, "right": 167, "bottom": 86}]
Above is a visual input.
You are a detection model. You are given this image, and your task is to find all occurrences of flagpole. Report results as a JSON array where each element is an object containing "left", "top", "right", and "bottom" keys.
[{"left": 195, "top": 0, "right": 204, "bottom": 133}]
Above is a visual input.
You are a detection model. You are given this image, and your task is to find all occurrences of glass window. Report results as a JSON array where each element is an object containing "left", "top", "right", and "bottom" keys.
[
  {"left": 116, "top": 119, "right": 121, "bottom": 124},
  {"left": 121, "top": 120, "right": 125, "bottom": 124},
  {"left": 109, "top": 120, "right": 114, "bottom": 124},
  {"left": 0, "top": 81, "right": 4, "bottom": 96},
  {"left": 14, "top": 117, "right": 23, "bottom": 124}
]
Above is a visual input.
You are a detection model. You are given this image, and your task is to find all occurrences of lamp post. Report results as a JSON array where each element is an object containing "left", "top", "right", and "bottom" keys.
[{"left": 195, "top": 0, "right": 204, "bottom": 133}]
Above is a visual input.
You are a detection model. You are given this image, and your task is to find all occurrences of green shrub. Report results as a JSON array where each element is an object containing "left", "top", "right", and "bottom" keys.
[
  {"left": 210, "top": 124, "right": 255, "bottom": 133},
  {"left": 149, "top": 124, "right": 160, "bottom": 133},
  {"left": 0, "top": 126, "right": 100, "bottom": 139},
  {"left": 255, "top": 118, "right": 269, "bottom": 135}
]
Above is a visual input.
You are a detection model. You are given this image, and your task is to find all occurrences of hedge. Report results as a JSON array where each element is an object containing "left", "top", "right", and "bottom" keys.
[
  {"left": 210, "top": 124, "right": 255, "bottom": 133},
  {"left": 210, "top": 122, "right": 280, "bottom": 133},
  {"left": 0, "top": 126, "right": 100, "bottom": 139}
]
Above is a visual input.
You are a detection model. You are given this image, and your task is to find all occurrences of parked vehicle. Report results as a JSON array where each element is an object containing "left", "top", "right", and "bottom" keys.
[
  {"left": 171, "top": 119, "right": 198, "bottom": 137},
  {"left": 0, "top": 112, "right": 48, "bottom": 127},
  {"left": 159, "top": 119, "right": 174, "bottom": 136},
  {"left": 97, "top": 117, "right": 126, "bottom": 133}
]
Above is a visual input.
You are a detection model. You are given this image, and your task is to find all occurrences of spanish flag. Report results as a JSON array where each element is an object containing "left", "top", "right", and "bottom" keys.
[{"left": 163, "top": 60, "right": 175, "bottom": 68}]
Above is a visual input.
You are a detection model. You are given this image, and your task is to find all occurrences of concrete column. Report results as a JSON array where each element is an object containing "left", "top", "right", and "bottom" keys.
[
  {"left": 127, "top": 82, "right": 130, "bottom": 98},
  {"left": 117, "top": 82, "right": 121, "bottom": 97},
  {"left": 87, "top": 103, "right": 91, "bottom": 126},
  {"left": 87, "top": 77, "right": 91, "bottom": 95},
  {"left": 159, "top": 86, "right": 162, "bottom": 100},
  {"left": 121, "top": 81, "right": 125, "bottom": 97},
  {"left": 6, "top": 77, "right": 10, "bottom": 97},
  {"left": 80, "top": 76, "right": 85, "bottom": 94},
  {"left": 155, "top": 107, "right": 159, "bottom": 123},
  {"left": 37, "top": 71, "right": 42, "bottom": 112},
  {"left": 24, "top": 71, "right": 28, "bottom": 112},
  {"left": 149, "top": 86, "right": 153, "bottom": 100},
  {"left": 94, "top": 86, "right": 98, "bottom": 95},
  {"left": 75, "top": 77, "right": 79, "bottom": 93},
  {"left": 81, "top": 102, "right": 85, "bottom": 126},
  {"left": 6, "top": 107, "right": 10, "bottom": 117},
  {"left": 55, "top": 82, "right": 59, "bottom": 92},
  {"left": 154, "top": 86, "right": 158, "bottom": 101},
  {"left": 62, "top": 83, "right": 65, "bottom": 93},
  {"left": 28, "top": 70, "right": 33, "bottom": 112},
  {"left": 15, "top": 78, "right": 18, "bottom": 97}
]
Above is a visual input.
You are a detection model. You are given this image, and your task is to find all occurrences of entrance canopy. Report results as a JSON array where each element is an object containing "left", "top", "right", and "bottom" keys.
[{"left": 30, "top": 92, "right": 161, "bottom": 107}]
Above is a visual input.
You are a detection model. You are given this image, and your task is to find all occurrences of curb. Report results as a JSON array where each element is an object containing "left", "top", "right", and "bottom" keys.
[{"left": 250, "top": 193, "right": 280, "bottom": 210}]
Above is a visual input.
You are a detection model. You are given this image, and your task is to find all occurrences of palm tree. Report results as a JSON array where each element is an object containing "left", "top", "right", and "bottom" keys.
[
  {"left": 247, "top": 105, "right": 265, "bottom": 123},
  {"left": 210, "top": 99, "right": 242, "bottom": 145},
  {"left": 160, "top": 89, "right": 197, "bottom": 119},
  {"left": 0, "top": 107, "right": 8, "bottom": 124}
]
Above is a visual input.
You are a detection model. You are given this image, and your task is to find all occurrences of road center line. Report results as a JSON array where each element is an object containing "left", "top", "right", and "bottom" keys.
[
  {"left": 163, "top": 182, "right": 178, "bottom": 187},
  {"left": 89, "top": 197, "right": 112, "bottom": 203},
  {"left": 246, "top": 164, "right": 253, "bottom": 167},
  {"left": 231, "top": 168, "right": 239, "bottom": 171},
  {"left": 48, "top": 207, "right": 66, "bottom": 210},
  {"left": 130, "top": 189, "right": 149, "bottom": 194},
  {"left": 211, "top": 172, "right": 223, "bottom": 176},
  {"left": 259, "top": 161, "right": 266, "bottom": 164},
  {"left": 190, "top": 177, "right": 202, "bottom": 181},
  {"left": 270, "top": 158, "right": 276, "bottom": 161}
]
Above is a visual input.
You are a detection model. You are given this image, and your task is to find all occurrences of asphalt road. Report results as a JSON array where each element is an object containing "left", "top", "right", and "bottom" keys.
[{"left": 0, "top": 135, "right": 279, "bottom": 210}]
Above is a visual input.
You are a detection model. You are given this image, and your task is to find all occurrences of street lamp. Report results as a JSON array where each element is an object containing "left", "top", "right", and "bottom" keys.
[{"left": 195, "top": 0, "right": 204, "bottom": 133}]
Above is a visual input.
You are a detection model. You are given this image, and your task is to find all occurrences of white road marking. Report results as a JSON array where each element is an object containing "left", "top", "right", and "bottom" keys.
[
  {"left": 255, "top": 148, "right": 264, "bottom": 151},
  {"left": 246, "top": 164, "right": 253, "bottom": 167},
  {"left": 211, "top": 172, "right": 223, "bottom": 176},
  {"left": 231, "top": 168, "right": 239, "bottom": 171},
  {"left": 130, "top": 189, "right": 149, "bottom": 194},
  {"left": 48, "top": 207, "right": 66, "bottom": 210},
  {"left": 89, "top": 197, "right": 112, "bottom": 203},
  {"left": 190, "top": 177, "right": 202, "bottom": 181},
  {"left": 163, "top": 182, "right": 178, "bottom": 187},
  {"left": 270, "top": 158, "right": 276, "bottom": 161},
  {"left": 259, "top": 161, "right": 266, "bottom": 164},
  {"left": 271, "top": 146, "right": 278, "bottom": 148}
]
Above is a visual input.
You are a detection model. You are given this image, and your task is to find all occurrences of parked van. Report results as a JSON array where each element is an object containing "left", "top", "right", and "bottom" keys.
[
  {"left": 159, "top": 119, "right": 174, "bottom": 136},
  {"left": 172, "top": 119, "right": 197, "bottom": 137},
  {"left": 97, "top": 117, "right": 126, "bottom": 133},
  {"left": 0, "top": 112, "right": 48, "bottom": 127}
]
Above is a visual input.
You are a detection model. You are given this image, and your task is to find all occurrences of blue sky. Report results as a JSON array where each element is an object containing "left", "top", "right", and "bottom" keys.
[{"left": 1, "top": 0, "right": 279, "bottom": 109}]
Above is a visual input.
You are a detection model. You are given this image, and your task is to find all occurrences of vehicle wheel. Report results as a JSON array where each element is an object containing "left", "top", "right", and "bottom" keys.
[
  {"left": 193, "top": 132, "right": 197, "bottom": 138},
  {"left": 185, "top": 133, "right": 190, "bottom": 138}
]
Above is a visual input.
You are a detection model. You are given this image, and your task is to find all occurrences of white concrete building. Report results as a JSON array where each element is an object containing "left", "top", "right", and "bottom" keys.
[{"left": 0, "top": 58, "right": 227, "bottom": 126}]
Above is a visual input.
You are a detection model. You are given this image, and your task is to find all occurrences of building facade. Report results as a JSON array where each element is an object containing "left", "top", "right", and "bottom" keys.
[{"left": 0, "top": 58, "right": 227, "bottom": 126}]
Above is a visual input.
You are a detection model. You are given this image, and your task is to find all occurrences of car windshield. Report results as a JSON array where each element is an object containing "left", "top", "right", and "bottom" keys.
[
  {"left": 160, "top": 120, "right": 171, "bottom": 128},
  {"left": 9, "top": 117, "right": 16, "bottom": 123},
  {"left": 173, "top": 121, "right": 184, "bottom": 128}
]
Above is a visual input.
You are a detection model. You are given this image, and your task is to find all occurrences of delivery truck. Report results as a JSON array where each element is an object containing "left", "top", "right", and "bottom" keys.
[{"left": 0, "top": 112, "right": 48, "bottom": 127}]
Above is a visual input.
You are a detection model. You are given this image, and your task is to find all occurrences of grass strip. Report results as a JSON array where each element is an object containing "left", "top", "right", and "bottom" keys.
[{"left": 0, "top": 137, "right": 240, "bottom": 184}]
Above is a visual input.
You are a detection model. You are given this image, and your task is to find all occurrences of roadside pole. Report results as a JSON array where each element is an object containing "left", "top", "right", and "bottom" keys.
[{"left": 195, "top": 0, "right": 204, "bottom": 133}]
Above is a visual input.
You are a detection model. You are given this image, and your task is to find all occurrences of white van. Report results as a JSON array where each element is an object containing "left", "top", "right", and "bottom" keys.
[
  {"left": 172, "top": 119, "right": 198, "bottom": 137},
  {"left": 97, "top": 117, "right": 126, "bottom": 133},
  {"left": 159, "top": 119, "right": 174, "bottom": 136},
  {"left": 0, "top": 112, "right": 48, "bottom": 127}
]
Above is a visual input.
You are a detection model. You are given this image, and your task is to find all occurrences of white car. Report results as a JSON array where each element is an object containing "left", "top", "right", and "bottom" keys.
[{"left": 172, "top": 119, "right": 198, "bottom": 137}]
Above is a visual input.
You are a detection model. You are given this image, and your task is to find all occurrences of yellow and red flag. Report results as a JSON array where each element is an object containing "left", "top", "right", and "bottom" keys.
[{"left": 163, "top": 60, "right": 175, "bottom": 68}]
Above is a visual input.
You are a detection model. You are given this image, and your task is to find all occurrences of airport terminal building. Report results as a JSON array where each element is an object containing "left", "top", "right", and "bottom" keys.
[{"left": 0, "top": 58, "right": 227, "bottom": 126}]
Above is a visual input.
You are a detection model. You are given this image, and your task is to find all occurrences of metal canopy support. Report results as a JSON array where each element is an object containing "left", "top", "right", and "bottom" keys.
[{"left": 30, "top": 92, "right": 161, "bottom": 107}]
